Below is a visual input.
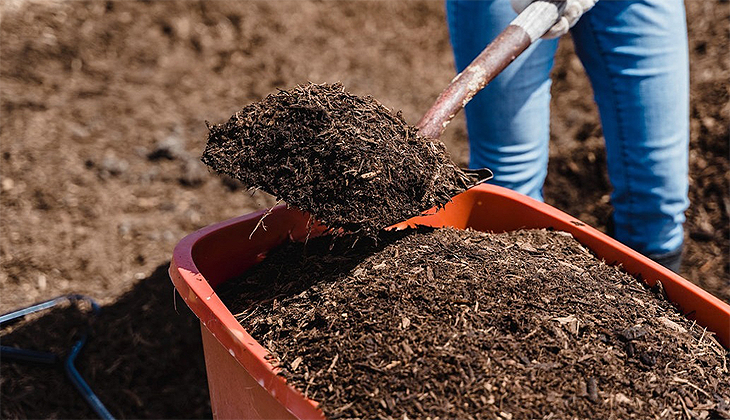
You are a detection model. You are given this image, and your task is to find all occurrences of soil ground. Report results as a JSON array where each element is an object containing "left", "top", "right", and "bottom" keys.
[{"left": 1, "top": 1, "right": 728, "bottom": 419}]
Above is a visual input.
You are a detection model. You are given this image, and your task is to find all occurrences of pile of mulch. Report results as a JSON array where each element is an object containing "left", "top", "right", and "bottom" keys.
[
  {"left": 201, "top": 83, "right": 479, "bottom": 236},
  {"left": 219, "top": 227, "right": 729, "bottom": 420}
]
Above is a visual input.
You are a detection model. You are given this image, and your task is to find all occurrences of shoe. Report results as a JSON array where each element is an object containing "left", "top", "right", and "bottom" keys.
[{"left": 647, "top": 245, "right": 683, "bottom": 274}]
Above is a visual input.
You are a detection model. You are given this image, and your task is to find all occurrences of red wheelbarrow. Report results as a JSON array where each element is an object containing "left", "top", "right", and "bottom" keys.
[{"left": 169, "top": 183, "right": 730, "bottom": 420}]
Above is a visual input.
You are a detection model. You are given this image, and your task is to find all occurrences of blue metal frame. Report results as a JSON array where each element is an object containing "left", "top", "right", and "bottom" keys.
[{"left": 1, "top": 295, "right": 114, "bottom": 419}]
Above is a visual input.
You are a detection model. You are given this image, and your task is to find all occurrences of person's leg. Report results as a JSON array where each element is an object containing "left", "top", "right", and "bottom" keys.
[
  {"left": 570, "top": 0, "right": 689, "bottom": 270},
  {"left": 446, "top": 0, "right": 558, "bottom": 201}
]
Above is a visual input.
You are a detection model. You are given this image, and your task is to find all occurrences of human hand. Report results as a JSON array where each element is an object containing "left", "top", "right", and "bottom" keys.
[{"left": 511, "top": 0, "right": 598, "bottom": 39}]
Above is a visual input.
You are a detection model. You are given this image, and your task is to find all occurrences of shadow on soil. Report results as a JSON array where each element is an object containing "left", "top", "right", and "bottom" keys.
[{"left": 0, "top": 264, "right": 212, "bottom": 419}]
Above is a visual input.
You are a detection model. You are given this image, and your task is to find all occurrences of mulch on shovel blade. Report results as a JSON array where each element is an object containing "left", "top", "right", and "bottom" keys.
[
  {"left": 201, "top": 83, "right": 478, "bottom": 237},
  {"left": 218, "top": 227, "right": 730, "bottom": 420}
]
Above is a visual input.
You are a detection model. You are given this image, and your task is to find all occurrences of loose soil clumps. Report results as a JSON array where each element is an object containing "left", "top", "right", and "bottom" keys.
[
  {"left": 201, "top": 83, "right": 479, "bottom": 237},
  {"left": 219, "top": 228, "right": 729, "bottom": 420}
]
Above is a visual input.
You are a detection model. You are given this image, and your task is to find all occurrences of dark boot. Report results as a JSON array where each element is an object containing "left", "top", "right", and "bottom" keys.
[
  {"left": 647, "top": 245, "right": 683, "bottom": 274},
  {"left": 606, "top": 210, "right": 683, "bottom": 273}
]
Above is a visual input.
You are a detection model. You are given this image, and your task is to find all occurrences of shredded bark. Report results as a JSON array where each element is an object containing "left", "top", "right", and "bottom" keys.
[
  {"left": 201, "top": 83, "right": 479, "bottom": 237},
  {"left": 218, "top": 228, "right": 730, "bottom": 420}
]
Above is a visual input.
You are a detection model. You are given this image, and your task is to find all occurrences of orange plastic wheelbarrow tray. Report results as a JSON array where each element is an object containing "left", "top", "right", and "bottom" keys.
[{"left": 169, "top": 183, "right": 730, "bottom": 419}]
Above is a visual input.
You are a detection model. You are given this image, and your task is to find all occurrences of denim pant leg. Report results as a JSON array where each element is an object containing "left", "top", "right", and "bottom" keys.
[
  {"left": 571, "top": 0, "right": 690, "bottom": 257},
  {"left": 446, "top": 0, "right": 558, "bottom": 201}
]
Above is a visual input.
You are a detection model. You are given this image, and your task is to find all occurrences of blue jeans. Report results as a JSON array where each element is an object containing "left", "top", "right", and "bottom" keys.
[{"left": 446, "top": 0, "right": 689, "bottom": 258}]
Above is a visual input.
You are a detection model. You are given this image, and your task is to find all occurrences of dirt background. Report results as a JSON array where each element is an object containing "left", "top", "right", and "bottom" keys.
[{"left": 0, "top": 1, "right": 727, "bottom": 418}]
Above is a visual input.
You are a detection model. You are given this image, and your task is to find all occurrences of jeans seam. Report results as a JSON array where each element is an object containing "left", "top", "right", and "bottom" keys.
[{"left": 581, "top": 12, "right": 636, "bottom": 239}]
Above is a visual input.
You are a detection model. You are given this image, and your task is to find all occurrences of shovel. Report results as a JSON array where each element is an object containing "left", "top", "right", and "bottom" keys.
[
  {"left": 417, "top": 0, "right": 566, "bottom": 142},
  {"left": 201, "top": 0, "right": 568, "bottom": 235}
]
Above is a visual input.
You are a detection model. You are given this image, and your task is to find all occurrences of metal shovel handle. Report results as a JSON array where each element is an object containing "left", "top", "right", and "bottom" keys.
[{"left": 416, "top": 0, "right": 567, "bottom": 140}]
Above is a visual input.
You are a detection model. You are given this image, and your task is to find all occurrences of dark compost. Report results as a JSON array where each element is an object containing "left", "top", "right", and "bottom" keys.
[
  {"left": 218, "top": 227, "right": 729, "bottom": 420},
  {"left": 201, "top": 83, "right": 479, "bottom": 237}
]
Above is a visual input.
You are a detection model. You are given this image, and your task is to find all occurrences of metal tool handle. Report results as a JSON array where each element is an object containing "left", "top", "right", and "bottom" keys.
[{"left": 416, "top": 0, "right": 567, "bottom": 140}]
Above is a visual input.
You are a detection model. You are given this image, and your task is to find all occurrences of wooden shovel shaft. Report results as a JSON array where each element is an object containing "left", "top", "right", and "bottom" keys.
[
  {"left": 416, "top": 0, "right": 566, "bottom": 140},
  {"left": 416, "top": 26, "right": 531, "bottom": 139}
]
